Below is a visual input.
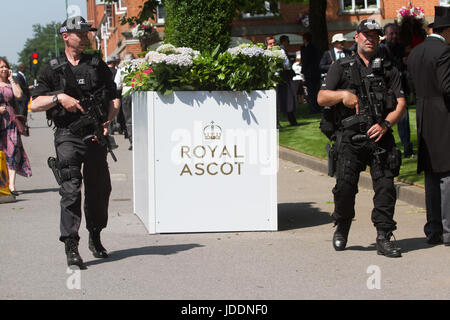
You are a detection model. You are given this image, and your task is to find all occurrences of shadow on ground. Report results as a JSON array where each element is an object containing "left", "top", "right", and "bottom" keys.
[
  {"left": 346, "top": 237, "right": 435, "bottom": 254},
  {"left": 278, "top": 202, "right": 333, "bottom": 231},
  {"left": 84, "top": 243, "right": 204, "bottom": 267},
  {"left": 19, "top": 188, "right": 59, "bottom": 194}
]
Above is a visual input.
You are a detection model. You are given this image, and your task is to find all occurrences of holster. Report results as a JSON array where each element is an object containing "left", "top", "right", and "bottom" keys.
[
  {"left": 387, "top": 147, "right": 402, "bottom": 177},
  {"left": 47, "top": 156, "right": 82, "bottom": 185},
  {"left": 326, "top": 143, "right": 336, "bottom": 177},
  {"left": 47, "top": 157, "right": 63, "bottom": 185}
]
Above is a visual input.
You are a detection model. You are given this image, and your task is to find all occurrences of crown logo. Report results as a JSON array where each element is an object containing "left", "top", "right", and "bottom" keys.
[{"left": 203, "top": 121, "right": 222, "bottom": 140}]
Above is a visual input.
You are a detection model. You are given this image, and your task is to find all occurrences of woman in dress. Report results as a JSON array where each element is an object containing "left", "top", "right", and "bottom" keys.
[{"left": 0, "top": 57, "right": 32, "bottom": 195}]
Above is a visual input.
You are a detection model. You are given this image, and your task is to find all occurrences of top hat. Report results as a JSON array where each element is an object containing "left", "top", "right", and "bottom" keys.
[
  {"left": 60, "top": 16, "right": 97, "bottom": 34},
  {"left": 429, "top": 6, "right": 450, "bottom": 29}
]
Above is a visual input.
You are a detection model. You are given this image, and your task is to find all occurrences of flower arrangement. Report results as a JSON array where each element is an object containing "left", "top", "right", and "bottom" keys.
[
  {"left": 122, "top": 43, "right": 286, "bottom": 95},
  {"left": 131, "top": 21, "right": 155, "bottom": 39},
  {"left": 397, "top": 2, "right": 425, "bottom": 22}
]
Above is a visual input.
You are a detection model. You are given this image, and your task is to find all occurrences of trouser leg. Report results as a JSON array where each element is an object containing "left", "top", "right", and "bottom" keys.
[
  {"left": 424, "top": 171, "right": 443, "bottom": 239},
  {"left": 83, "top": 144, "right": 111, "bottom": 233},
  {"left": 332, "top": 145, "right": 361, "bottom": 223},
  {"left": 55, "top": 133, "right": 84, "bottom": 242},
  {"left": 371, "top": 175, "right": 397, "bottom": 232},
  {"left": 332, "top": 179, "right": 357, "bottom": 223},
  {"left": 397, "top": 109, "right": 413, "bottom": 157},
  {"left": 287, "top": 112, "right": 298, "bottom": 126},
  {"left": 122, "top": 95, "right": 133, "bottom": 141},
  {"left": 441, "top": 173, "right": 450, "bottom": 243}
]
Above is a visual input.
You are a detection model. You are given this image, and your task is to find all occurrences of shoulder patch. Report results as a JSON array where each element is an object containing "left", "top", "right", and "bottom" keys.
[
  {"left": 49, "top": 56, "right": 67, "bottom": 70},
  {"left": 337, "top": 56, "right": 356, "bottom": 66}
]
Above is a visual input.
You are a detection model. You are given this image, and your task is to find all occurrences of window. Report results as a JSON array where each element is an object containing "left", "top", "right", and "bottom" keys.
[
  {"left": 439, "top": 0, "right": 450, "bottom": 6},
  {"left": 156, "top": 2, "right": 165, "bottom": 24},
  {"left": 341, "top": 0, "right": 380, "bottom": 13},
  {"left": 242, "top": 1, "right": 280, "bottom": 19}
]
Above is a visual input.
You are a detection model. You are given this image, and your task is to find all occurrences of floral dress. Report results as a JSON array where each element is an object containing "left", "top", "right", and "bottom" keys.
[{"left": 0, "top": 84, "right": 32, "bottom": 177}]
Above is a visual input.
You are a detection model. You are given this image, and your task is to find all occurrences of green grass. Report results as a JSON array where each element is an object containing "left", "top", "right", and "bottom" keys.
[{"left": 278, "top": 103, "right": 425, "bottom": 187}]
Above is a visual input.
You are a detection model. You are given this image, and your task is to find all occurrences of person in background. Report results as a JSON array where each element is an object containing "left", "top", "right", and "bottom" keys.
[
  {"left": 114, "top": 53, "right": 135, "bottom": 150},
  {"left": 301, "top": 32, "right": 321, "bottom": 114},
  {"left": 399, "top": 8, "right": 427, "bottom": 105},
  {"left": 107, "top": 56, "right": 125, "bottom": 137},
  {"left": 292, "top": 52, "right": 305, "bottom": 104},
  {"left": 277, "top": 35, "right": 299, "bottom": 126},
  {"left": 407, "top": 6, "right": 450, "bottom": 246},
  {"left": 0, "top": 57, "right": 32, "bottom": 196},
  {"left": 265, "top": 36, "right": 276, "bottom": 49},
  {"left": 14, "top": 64, "right": 30, "bottom": 118},
  {"left": 265, "top": 36, "right": 283, "bottom": 128},
  {"left": 379, "top": 23, "right": 415, "bottom": 158},
  {"left": 319, "top": 33, "right": 351, "bottom": 77}
]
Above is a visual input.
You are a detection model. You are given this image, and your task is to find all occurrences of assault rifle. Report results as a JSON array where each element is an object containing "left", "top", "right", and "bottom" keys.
[
  {"left": 340, "top": 58, "right": 397, "bottom": 162},
  {"left": 341, "top": 58, "right": 385, "bottom": 131},
  {"left": 68, "top": 90, "right": 117, "bottom": 162}
]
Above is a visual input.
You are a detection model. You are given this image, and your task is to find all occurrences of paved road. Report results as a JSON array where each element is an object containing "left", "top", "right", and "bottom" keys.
[{"left": 1, "top": 111, "right": 449, "bottom": 300}]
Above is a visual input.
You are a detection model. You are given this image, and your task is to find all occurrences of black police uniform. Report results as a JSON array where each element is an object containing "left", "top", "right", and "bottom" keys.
[
  {"left": 321, "top": 53, "right": 403, "bottom": 233},
  {"left": 32, "top": 53, "right": 117, "bottom": 244}
]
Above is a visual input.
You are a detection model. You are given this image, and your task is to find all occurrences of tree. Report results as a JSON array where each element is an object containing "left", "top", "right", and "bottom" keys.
[
  {"left": 18, "top": 22, "right": 65, "bottom": 81},
  {"left": 308, "top": 0, "right": 328, "bottom": 55},
  {"left": 164, "top": 0, "right": 236, "bottom": 52}
]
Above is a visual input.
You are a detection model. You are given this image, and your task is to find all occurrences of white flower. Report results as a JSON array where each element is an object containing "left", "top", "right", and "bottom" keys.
[
  {"left": 176, "top": 47, "right": 200, "bottom": 58},
  {"left": 228, "top": 45, "right": 266, "bottom": 57},
  {"left": 267, "top": 49, "right": 286, "bottom": 61},
  {"left": 164, "top": 53, "right": 194, "bottom": 67},
  {"left": 145, "top": 51, "right": 167, "bottom": 64},
  {"left": 228, "top": 44, "right": 285, "bottom": 61},
  {"left": 156, "top": 44, "right": 177, "bottom": 54},
  {"left": 144, "top": 47, "right": 195, "bottom": 67}
]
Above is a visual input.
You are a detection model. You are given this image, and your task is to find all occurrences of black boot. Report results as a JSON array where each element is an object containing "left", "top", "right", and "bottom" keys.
[
  {"left": 376, "top": 230, "right": 402, "bottom": 258},
  {"left": 89, "top": 230, "right": 108, "bottom": 258},
  {"left": 65, "top": 238, "right": 84, "bottom": 267},
  {"left": 333, "top": 220, "right": 352, "bottom": 251},
  {"left": 128, "top": 137, "right": 133, "bottom": 151}
]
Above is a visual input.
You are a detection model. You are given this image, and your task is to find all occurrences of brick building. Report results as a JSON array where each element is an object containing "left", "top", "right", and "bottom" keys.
[{"left": 86, "top": 0, "right": 445, "bottom": 61}]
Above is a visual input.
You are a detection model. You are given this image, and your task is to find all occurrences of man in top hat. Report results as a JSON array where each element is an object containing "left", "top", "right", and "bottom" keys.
[
  {"left": 319, "top": 33, "right": 351, "bottom": 76},
  {"left": 31, "top": 16, "right": 120, "bottom": 267},
  {"left": 318, "top": 19, "right": 406, "bottom": 257},
  {"left": 407, "top": 6, "right": 450, "bottom": 246}
]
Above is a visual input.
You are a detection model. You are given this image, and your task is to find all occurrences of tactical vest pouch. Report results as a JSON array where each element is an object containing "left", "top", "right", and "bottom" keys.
[
  {"left": 320, "top": 107, "right": 337, "bottom": 140},
  {"left": 384, "top": 90, "right": 398, "bottom": 112},
  {"left": 387, "top": 147, "right": 402, "bottom": 177}
]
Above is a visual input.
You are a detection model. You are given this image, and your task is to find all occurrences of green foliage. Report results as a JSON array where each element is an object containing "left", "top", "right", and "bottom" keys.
[
  {"left": 18, "top": 22, "right": 65, "bottom": 80},
  {"left": 164, "top": 0, "right": 235, "bottom": 52},
  {"left": 122, "top": 43, "right": 285, "bottom": 95}
]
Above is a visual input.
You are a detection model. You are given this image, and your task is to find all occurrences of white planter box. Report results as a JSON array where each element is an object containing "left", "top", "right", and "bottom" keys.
[{"left": 132, "top": 90, "right": 278, "bottom": 233}]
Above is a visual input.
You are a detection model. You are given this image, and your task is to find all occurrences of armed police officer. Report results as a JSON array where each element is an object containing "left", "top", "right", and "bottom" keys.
[
  {"left": 31, "top": 16, "right": 120, "bottom": 268},
  {"left": 317, "top": 19, "right": 406, "bottom": 258}
]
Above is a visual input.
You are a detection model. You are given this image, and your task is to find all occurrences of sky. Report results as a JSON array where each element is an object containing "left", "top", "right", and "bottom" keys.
[{"left": 1, "top": 0, "right": 88, "bottom": 66}]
